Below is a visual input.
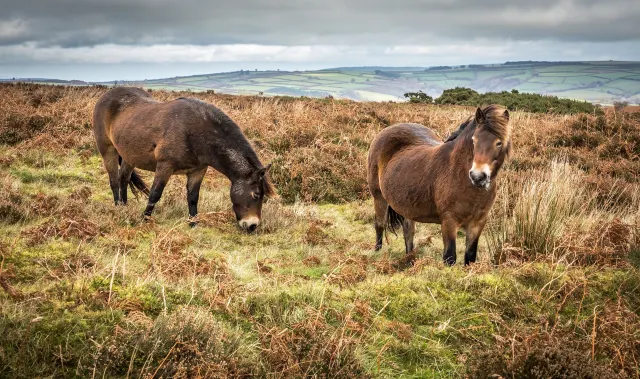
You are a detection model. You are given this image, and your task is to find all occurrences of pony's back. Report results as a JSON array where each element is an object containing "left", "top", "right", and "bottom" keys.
[
  {"left": 368, "top": 123, "right": 441, "bottom": 169},
  {"left": 93, "top": 87, "right": 155, "bottom": 129},
  {"left": 367, "top": 123, "right": 441, "bottom": 211}
]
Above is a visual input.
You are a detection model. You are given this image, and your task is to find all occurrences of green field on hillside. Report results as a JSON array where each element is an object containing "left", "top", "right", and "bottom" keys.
[
  {"left": 134, "top": 62, "right": 640, "bottom": 104},
  {"left": 7, "top": 61, "right": 640, "bottom": 104}
]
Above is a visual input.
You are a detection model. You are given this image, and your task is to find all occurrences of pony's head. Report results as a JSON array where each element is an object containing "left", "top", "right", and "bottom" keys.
[
  {"left": 230, "top": 163, "right": 276, "bottom": 233},
  {"left": 469, "top": 105, "right": 511, "bottom": 189}
]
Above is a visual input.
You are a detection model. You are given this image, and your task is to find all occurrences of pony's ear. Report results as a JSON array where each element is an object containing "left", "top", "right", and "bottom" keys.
[
  {"left": 257, "top": 163, "right": 272, "bottom": 178},
  {"left": 503, "top": 140, "right": 512, "bottom": 158},
  {"left": 475, "top": 107, "right": 485, "bottom": 124},
  {"left": 503, "top": 109, "right": 510, "bottom": 121}
]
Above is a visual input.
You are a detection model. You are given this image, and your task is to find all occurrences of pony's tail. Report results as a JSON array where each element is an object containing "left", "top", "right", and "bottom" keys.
[
  {"left": 129, "top": 170, "right": 150, "bottom": 198},
  {"left": 118, "top": 156, "right": 149, "bottom": 198},
  {"left": 385, "top": 205, "right": 404, "bottom": 236}
]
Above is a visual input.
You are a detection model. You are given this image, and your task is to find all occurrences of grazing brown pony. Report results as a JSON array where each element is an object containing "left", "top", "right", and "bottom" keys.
[
  {"left": 367, "top": 105, "right": 512, "bottom": 265},
  {"left": 92, "top": 87, "right": 276, "bottom": 232}
]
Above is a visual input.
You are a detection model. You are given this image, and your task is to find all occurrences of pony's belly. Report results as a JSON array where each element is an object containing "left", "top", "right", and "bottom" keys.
[
  {"left": 113, "top": 138, "right": 157, "bottom": 171},
  {"left": 111, "top": 123, "right": 160, "bottom": 171},
  {"left": 390, "top": 200, "right": 440, "bottom": 224},
  {"left": 412, "top": 213, "right": 441, "bottom": 224},
  {"left": 381, "top": 179, "right": 440, "bottom": 223},
  {"left": 380, "top": 150, "right": 441, "bottom": 224}
]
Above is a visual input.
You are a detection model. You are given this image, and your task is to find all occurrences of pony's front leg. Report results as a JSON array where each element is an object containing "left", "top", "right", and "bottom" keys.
[
  {"left": 143, "top": 166, "right": 173, "bottom": 219},
  {"left": 441, "top": 217, "right": 459, "bottom": 266},
  {"left": 186, "top": 168, "right": 207, "bottom": 227},
  {"left": 464, "top": 220, "right": 487, "bottom": 265}
]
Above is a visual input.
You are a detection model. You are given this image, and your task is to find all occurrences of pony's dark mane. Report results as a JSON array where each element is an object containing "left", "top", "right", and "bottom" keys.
[
  {"left": 198, "top": 99, "right": 277, "bottom": 198},
  {"left": 480, "top": 104, "right": 511, "bottom": 141},
  {"left": 445, "top": 117, "right": 473, "bottom": 142},
  {"left": 445, "top": 105, "right": 511, "bottom": 143}
]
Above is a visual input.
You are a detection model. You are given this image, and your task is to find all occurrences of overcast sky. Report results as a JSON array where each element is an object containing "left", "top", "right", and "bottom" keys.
[{"left": 1, "top": 0, "right": 639, "bottom": 81}]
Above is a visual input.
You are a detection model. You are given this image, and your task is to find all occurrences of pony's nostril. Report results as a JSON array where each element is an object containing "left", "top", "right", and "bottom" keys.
[
  {"left": 239, "top": 217, "right": 260, "bottom": 232},
  {"left": 470, "top": 171, "right": 488, "bottom": 185}
]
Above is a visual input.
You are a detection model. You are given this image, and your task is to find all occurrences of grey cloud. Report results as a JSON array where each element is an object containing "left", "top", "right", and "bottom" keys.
[{"left": 1, "top": 0, "right": 639, "bottom": 47}]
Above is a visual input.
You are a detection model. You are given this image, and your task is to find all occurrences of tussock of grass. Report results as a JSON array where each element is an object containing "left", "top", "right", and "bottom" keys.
[
  {"left": 95, "top": 307, "right": 261, "bottom": 378},
  {"left": 487, "top": 159, "right": 639, "bottom": 266}
]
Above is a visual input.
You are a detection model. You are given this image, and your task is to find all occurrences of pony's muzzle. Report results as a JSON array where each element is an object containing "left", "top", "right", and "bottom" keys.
[
  {"left": 469, "top": 170, "right": 489, "bottom": 188},
  {"left": 239, "top": 216, "right": 260, "bottom": 233}
]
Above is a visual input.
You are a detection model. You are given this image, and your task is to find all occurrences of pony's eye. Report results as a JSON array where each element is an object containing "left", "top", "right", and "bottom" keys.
[
  {"left": 496, "top": 141, "right": 503, "bottom": 148},
  {"left": 252, "top": 192, "right": 260, "bottom": 200}
]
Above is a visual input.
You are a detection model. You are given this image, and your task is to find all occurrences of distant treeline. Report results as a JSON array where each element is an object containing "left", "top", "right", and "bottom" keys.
[
  {"left": 405, "top": 87, "right": 600, "bottom": 114},
  {"left": 374, "top": 70, "right": 402, "bottom": 78},
  {"left": 503, "top": 61, "right": 590, "bottom": 66},
  {"left": 426, "top": 66, "right": 453, "bottom": 71}
]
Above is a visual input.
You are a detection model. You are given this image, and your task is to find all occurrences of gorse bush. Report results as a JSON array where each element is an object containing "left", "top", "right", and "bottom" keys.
[
  {"left": 434, "top": 86, "right": 601, "bottom": 115},
  {"left": 403, "top": 90, "right": 433, "bottom": 103}
]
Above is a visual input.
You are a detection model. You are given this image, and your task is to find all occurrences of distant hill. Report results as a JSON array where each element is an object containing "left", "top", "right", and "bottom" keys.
[
  {"left": 5, "top": 61, "right": 640, "bottom": 104},
  {"left": 1, "top": 78, "right": 89, "bottom": 85}
]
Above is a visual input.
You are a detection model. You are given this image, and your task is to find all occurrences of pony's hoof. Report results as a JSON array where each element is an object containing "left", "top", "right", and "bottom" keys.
[
  {"left": 142, "top": 214, "right": 154, "bottom": 223},
  {"left": 374, "top": 244, "right": 382, "bottom": 251},
  {"left": 189, "top": 221, "right": 197, "bottom": 228}
]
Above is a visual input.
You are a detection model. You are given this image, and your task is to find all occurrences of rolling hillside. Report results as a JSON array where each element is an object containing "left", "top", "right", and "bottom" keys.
[
  {"left": 121, "top": 61, "right": 640, "bottom": 104},
  {"left": 4, "top": 61, "right": 640, "bottom": 104}
]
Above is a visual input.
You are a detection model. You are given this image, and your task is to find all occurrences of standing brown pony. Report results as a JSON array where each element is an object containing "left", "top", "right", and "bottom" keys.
[
  {"left": 92, "top": 87, "right": 275, "bottom": 232},
  {"left": 367, "top": 105, "right": 512, "bottom": 265}
]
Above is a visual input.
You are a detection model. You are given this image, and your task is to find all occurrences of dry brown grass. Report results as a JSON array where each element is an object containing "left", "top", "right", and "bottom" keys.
[
  {"left": 2, "top": 83, "right": 638, "bottom": 204},
  {"left": 486, "top": 158, "right": 639, "bottom": 266},
  {"left": 468, "top": 300, "right": 640, "bottom": 378},
  {"left": 2, "top": 83, "right": 640, "bottom": 378},
  {"left": 256, "top": 309, "right": 367, "bottom": 378}
]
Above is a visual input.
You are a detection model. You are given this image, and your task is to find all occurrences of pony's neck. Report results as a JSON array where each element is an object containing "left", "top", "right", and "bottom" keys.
[
  {"left": 450, "top": 121, "right": 476, "bottom": 164},
  {"left": 207, "top": 141, "right": 262, "bottom": 182},
  {"left": 225, "top": 148, "right": 261, "bottom": 181}
]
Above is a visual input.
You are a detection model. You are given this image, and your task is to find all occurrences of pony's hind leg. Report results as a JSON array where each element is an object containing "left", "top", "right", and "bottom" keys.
[
  {"left": 441, "top": 216, "right": 460, "bottom": 266},
  {"left": 186, "top": 168, "right": 207, "bottom": 227},
  {"left": 100, "top": 146, "right": 121, "bottom": 205},
  {"left": 373, "top": 194, "right": 387, "bottom": 251},
  {"left": 464, "top": 220, "right": 487, "bottom": 265},
  {"left": 117, "top": 160, "right": 135, "bottom": 205},
  {"left": 402, "top": 219, "right": 416, "bottom": 254}
]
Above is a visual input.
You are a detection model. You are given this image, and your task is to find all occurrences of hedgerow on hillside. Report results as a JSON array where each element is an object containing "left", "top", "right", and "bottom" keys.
[{"left": 430, "top": 87, "right": 602, "bottom": 114}]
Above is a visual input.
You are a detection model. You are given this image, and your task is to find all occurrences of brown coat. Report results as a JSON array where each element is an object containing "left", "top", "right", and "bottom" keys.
[
  {"left": 367, "top": 105, "right": 511, "bottom": 265},
  {"left": 92, "top": 87, "right": 274, "bottom": 231}
]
